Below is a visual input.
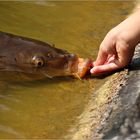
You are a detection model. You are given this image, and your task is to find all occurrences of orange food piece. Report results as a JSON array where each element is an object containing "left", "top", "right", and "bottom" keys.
[{"left": 74, "top": 58, "right": 92, "bottom": 78}]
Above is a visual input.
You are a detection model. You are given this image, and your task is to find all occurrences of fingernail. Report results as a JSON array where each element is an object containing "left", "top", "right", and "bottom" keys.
[{"left": 90, "top": 68, "right": 94, "bottom": 74}]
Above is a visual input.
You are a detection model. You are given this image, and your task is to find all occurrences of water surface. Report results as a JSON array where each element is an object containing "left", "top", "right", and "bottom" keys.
[{"left": 0, "top": 1, "right": 134, "bottom": 139}]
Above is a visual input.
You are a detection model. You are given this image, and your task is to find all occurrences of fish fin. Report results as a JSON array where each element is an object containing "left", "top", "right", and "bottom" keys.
[
  {"left": 41, "top": 71, "right": 53, "bottom": 78},
  {"left": 0, "top": 67, "right": 6, "bottom": 71},
  {"left": 73, "top": 73, "right": 82, "bottom": 80}
]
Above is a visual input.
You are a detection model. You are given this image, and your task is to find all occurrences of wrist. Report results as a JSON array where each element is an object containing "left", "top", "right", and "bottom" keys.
[{"left": 116, "top": 11, "right": 140, "bottom": 48}]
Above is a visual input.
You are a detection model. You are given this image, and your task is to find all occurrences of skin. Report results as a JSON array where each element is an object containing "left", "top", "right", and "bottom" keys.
[{"left": 90, "top": 9, "right": 140, "bottom": 75}]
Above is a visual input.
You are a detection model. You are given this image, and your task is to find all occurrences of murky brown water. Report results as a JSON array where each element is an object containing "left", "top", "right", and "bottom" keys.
[{"left": 0, "top": 1, "right": 135, "bottom": 139}]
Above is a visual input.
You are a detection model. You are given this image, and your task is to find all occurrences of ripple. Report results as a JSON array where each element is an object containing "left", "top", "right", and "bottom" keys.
[
  {"left": 0, "top": 124, "right": 25, "bottom": 138},
  {"left": 0, "top": 95, "right": 20, "bottom": 103},
  {"left": 35, "top": 1, "right": 56, "bottom": 7},
  {"left": 0, "top": 104, "right": 10, "bottom": 111}
]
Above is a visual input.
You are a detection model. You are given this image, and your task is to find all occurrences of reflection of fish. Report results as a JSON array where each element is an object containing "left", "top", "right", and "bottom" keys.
[{"left": 0, "top": 31, "right": 92, "bottom": 78}]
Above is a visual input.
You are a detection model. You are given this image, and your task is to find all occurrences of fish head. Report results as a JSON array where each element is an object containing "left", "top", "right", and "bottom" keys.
[
  {"left": 15, "top": 44, "right": 79, "bottom": 78},
  {"left": 30, "top": 50, "right": 78, "bottom": 77}
]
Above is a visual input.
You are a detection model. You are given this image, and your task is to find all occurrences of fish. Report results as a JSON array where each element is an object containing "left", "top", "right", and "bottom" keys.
[{"left": 0, "top": 31, "right": 92, "bottom": 78}]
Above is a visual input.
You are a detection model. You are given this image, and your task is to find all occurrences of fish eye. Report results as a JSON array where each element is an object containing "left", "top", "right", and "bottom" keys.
[{"left": 32, "top": 56, "right": 45, "bottom": 68}]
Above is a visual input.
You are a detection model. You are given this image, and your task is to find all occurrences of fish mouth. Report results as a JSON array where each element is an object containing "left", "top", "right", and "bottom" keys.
[
  {"left": 39, "top": 54, "right": 92, "bottom": 78},
  {"left": 69, "top": 57, "right": 93, "bottom": 78}
]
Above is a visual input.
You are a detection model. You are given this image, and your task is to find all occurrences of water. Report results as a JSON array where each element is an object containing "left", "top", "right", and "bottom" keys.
[{"left": 0, "top": 1, "right": 134, "bottom": 139}]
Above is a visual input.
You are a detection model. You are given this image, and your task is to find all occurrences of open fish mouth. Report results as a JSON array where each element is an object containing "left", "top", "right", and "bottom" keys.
[
  {"left": 70, "top": 58, "right": 92, "bottom": 78},
  {"left": 40, "top": 57, "right": 92, "bottom": 79}
]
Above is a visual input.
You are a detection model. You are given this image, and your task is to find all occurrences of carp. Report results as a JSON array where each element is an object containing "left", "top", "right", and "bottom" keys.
[{"left": 0, "top": 31, "right": 92, "bottom": 78}]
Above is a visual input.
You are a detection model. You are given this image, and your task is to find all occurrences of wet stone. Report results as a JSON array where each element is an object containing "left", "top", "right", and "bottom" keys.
[
  {"left": 111, "top": 136, "right": 119, "bottom": 140},
  {"left": 137, "top": 129, "right": 140, "bottom": 135},
  {"left": 124, "top": 137, "right": 132, "bottom": 140},
  {"left": 130, "top": 134, "right": 137, "bottom": 139},
  {"left": 120, "top": 125, "right": 130, "bottom": 136},
  {"left": 134, "top": 122, "right": 140, "bottom": 130},
  {"left": 124, "top": 118, "right": 133, "bottom": 128}
]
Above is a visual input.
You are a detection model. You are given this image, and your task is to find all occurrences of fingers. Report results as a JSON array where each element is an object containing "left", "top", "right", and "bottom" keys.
[
  {"left": 91, "top": 30, "right": 124, "bottom": 75},
  {"left": 90, "top": 62, "right": 118, "bottom": 74},
  {"left": 94, "top": 35, "right": 116, "bottom": 66},
  {"left": 116, "top": 40, "right": 134, "bottom": 67},
  {"left": 94, "top": 49, "right": 108, "bottom": 66}
]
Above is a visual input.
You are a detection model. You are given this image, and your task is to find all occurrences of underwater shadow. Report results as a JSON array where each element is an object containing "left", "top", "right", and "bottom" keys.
[
  {"left": 0, "top": 71, "right": 76, "bottom": 87},
  {"left": 11, "top": 76, "right": 76, "bottom": 88}
]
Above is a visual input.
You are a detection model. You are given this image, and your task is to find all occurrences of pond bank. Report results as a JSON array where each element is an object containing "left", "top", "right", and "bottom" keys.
[
  {"left": 102, "top": 45, "right": 140, "bottom": 140},
  {"left": 65, "top": 45, "right": 140, "bottom": 140}
]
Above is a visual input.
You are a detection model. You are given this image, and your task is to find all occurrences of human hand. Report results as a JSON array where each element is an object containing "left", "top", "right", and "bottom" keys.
[
  {"left": 90, "top": 10, "right": 140, "bottom": 75},
  {"left": 90, "top": 28, "right": 136, "bottom": 74}
]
